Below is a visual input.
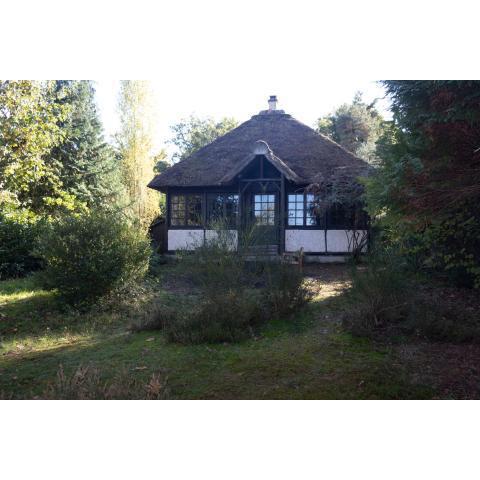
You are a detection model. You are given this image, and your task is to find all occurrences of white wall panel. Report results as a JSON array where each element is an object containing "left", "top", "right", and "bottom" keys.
[
  {"left": 205, "top": 230, "right": 238, "bottom": 250},
  {"left": 326, "top": 230, "right": 368, "bottom": 253},
  {"left": 285, "top": 230, "right": 326, "bottom": 253},
  {"left": 168, "top": 230, "right": 204, "bottom": 251}
]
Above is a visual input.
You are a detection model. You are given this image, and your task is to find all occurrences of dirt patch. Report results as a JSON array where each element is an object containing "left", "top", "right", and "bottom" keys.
[
  {"left": 397, "top": 342, "right": 480, "bottom": 399},
  {"left": 303, "top": 264, "right": 351, "bottom": 300}
]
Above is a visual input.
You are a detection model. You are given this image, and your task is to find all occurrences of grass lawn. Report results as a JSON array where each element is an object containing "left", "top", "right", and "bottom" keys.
[{"left": 1, "top": 264, "right": 478, "bottom": 399}]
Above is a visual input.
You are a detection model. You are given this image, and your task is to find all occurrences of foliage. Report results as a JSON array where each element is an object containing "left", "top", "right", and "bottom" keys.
[
  {"left": 139, "top": 223, "right": 310, "bottom": 344},
  {"left": 116, "top": 80, "right": 160, "bottom": 229},
  {"left": 153, "top": 149, "right": 170, "bottom": 173},
  {"left": 0, "top": 214, "right": 42, "bottom": 279},
  {"left": 169, "top": 115, "right": 238, "bottom": 162},
  {"left": 140, "top": 290, "right": 265, "bottom": 344},
  {"left": 263, "top": 261, "right": 311, "bottom": 316},
  {"left": 367, "top": 81, "right": 480, "bottom": 288},
  {"left": 41, "top": 364, "right": 168, "bottom": 400},
  {"left": 35, "top": 211, "right": 151, "bottom": 305},
  {"left": 50, "top": 81, "right": 123, "bottom": 209},
  {"left": 0, "top": 80, "right": 81, "bottom": 218},
  {"left": 406, "top": 300, "right": 480, "bottom": 344},
  {"left": 342, "top": 247, "right": 413, "bottom": 336},
  {"left": 176, "top": 224, "right": 243, "bottom": 296},
  {"left": 316, "top": 92, "right": 386, "bottom": 163}
]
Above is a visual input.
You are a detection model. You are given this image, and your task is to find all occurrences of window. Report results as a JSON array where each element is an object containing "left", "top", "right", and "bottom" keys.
[
  {"left": 287, "top": 193, "right": 368, "bottom": 229},
  {"left": 327, "top": 203, "right": 368, "bottom": 229},
  {"left": 288, "top": 193, "right": 321, "bottom": 226},
  {"left": 186, "top": 195, "right": 202, "bottom": 225},
  {"left": 287, "top": 194, "right": 304, "bottom": 226},
  {"left": 254, "top": 194, "right": 275, "bottom": 226},
  {"left": 170, "top": 194, "right": 203, "bottom": 227},
  {"left": 305, "top": 194, "right": 316, "bottom": 226},
  {"left": 170, "top": 194, "right": 186, "bottom": 226},
  {"left": 206, "top": 193, "right": 239, "bottom": 227}
]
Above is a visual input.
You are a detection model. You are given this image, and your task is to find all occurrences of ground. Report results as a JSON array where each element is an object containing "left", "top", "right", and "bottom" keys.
[{"left": 1, "top": 264, "right": 479, "bottom": 399}]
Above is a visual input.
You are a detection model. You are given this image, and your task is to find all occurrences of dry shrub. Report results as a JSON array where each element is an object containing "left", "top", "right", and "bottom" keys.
[
  {"left": 135, "top": 224, "right": 311, "bottom": 345},
  {"left": 263, "top": 261, "right": 312, "bottom": 316},
  {"left": 40, "top": 364, "right": 168, "bottom": 400},
  {"left": 342, "top": 249, "right": 413, "bottom": 336}
]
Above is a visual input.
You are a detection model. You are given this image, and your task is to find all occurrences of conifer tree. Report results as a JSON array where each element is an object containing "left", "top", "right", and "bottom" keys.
[{"left": 51, "top": 81, "right": 122, "bottom": 209}]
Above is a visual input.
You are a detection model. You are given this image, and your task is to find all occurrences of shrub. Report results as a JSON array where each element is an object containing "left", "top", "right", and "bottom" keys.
[
  {"left": 0, "top": 215, "right": 42, "bottom": 279},
  {"left": 35, "top": 211, "right": 151, "bottom": 305},
  {"left": 40, "top": 364, "right": 168, "bottom": 400},
  {"left": 135, "top": 223, "right": 311, "bottom": 344},
  {"left": 176, "top": 225, "right": 245, "bottom": 296},
  {"left": 342, "top": 248, "right": 413, "bottom": 336},
  {"left": 263, "top": 261, "right": 311, "bottom": 317},
  {"left": 405, "top": 300, "right": 480, "bottom": 344},
  {"left": 135, "top": 290, "right": 265, "bottom": 344}
]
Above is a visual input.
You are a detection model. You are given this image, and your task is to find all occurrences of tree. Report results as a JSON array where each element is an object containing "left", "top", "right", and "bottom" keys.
[
  {"left": 316, "top": 92, "right": 386, "bottom": 163},
  {"left": 50, "top": 81, "right": 122, "bottom": 209},
  {"left": 153, "top": 148, "right": 170, "bottom": 174},
  {"left": 0, "top": 80, "right": 79, "bottom": 219},
  {"left": 169, "top": 115, "right": 238, "bottom": 162},
  {"left": 366, "top": 81, "right": 480, "bottom": 287},
  {"left": 116, "top": 80, "right": 160, "bottom": 228}
]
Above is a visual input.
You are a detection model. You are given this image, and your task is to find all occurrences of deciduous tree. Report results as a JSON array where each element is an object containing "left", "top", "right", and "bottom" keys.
[
  {"left": 169, "top": 115, "right": 238, "bottom": 162},
  {"left": 117, "top": 80, "right": 160, "bottom": 228},
  {"left": 316, "top": 92, "right": 386, "bottom": 163}
]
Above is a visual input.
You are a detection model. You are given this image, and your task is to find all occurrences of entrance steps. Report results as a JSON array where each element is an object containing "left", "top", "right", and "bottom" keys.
[{"left": 240, "top": 244, "right": 279, "bottom": 261}]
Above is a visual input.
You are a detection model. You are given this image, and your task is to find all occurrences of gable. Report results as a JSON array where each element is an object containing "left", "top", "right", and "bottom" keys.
[{"left": 240, "top": 155, "right": 281, "bottom": 179}]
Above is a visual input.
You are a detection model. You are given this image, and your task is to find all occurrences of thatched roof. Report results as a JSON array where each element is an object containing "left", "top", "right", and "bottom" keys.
[{"left": 148, "top": 110, "right": 369, "bottom": 190}]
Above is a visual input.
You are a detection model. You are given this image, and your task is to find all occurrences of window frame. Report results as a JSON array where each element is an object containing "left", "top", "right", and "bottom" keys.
[
  {"left": 253, "top": 193, "right": 276, "bottom": 226},
  {"left": 287, "top": 192, "right": 324, "bottom": 228},
  {"left": 206, "top": 192, "right": 239, "bottom": 228},
  {"left": 169, "top": 193, "right": 204, "bottom": 229},
  {"left": 286, "top": 192, "right": 368, "bottom": 230}
]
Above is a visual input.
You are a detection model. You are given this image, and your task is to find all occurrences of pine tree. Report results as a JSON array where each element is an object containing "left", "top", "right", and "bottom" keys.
[{"left": 51, "top": 81, "right": 122, "bottom": 209}]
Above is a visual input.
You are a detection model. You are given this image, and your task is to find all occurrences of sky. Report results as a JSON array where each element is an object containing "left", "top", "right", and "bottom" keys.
[{"left": 94, "top": 79, "right": 391, "bottom": 155}]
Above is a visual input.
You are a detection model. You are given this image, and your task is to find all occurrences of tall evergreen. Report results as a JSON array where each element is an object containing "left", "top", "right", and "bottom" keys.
[
  {"left": 51, "top": 81, "right": 122, "bottom": 209},
  {"left": 367, "top": 81, "right": 480, "bottom": 288}
]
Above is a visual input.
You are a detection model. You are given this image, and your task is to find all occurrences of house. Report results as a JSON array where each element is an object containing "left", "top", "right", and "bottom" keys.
[{"left": 148, "top": 96, "right": 369, "bottom": 261}]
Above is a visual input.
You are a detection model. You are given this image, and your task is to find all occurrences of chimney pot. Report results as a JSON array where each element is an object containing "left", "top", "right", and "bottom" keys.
[{"left": 268, "top": 95, "right": 277, "bottom": 111}]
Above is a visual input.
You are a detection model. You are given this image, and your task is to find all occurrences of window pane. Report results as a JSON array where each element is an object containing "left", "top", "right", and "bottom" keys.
[
  {"left": 170, "top": 195, "right": 186, "bottom": 225},
  {"left": 288, "top": 193, "right": 304, "bottom": 226},
  {"left": 187, "top": 195, "right": 202, "bottom": 226},
  {"left": 207, "top": 193, "right": 238, "bottom": 227}
]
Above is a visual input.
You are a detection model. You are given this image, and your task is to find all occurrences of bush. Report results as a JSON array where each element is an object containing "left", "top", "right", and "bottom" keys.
[
  {"left": 0, "top": 215, "right": 42, "bottom": 279},
  {"left": 342, "top": 248, "right": 414, "bottom": 336},
  {"left": 263, "top": 261, "right": 311, "bottom": 316},
  {"left": 342, "top": 246, "right": 480, "bottom": 343},
  {"left": 405, "top": 300, "right": 480, "bottom": 344},
  {"left": 176, "top": 226, "right": 244, "bottom": 296},
  {"left": 134, "top": 223, "right": 311, "bottom": 344},
  {"left": 137, "top": 290, "right": 265, "bottom": 344},
  {"left": 35, "top": 211, "right": 151, "bottom": 305}
]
